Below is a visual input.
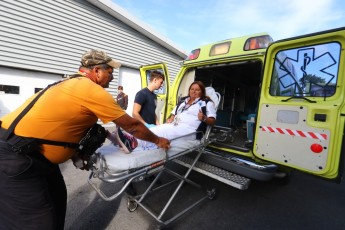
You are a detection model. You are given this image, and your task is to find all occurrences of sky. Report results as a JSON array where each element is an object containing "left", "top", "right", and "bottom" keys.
[{"left": 112, "top": 0, "right": 345, "bottom": 54}]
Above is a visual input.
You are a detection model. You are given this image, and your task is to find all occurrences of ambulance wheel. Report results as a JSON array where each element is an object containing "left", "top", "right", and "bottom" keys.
[
  {"left": 207, "top": 188, "right": 216, "bottom": 200},
  {"left": 127, "top": 198, "right": 138, "bottom": 212}
]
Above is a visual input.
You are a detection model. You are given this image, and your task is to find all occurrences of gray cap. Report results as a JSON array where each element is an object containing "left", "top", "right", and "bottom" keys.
[{"left": 81, "top": 49, "right": 121, "bottom": 68}]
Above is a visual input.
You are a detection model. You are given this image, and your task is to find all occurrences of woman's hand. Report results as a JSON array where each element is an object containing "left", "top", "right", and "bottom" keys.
[
  {"left": 198, "top": 110, "right": 206, "bottom": 122},
  {"left": 166, "top": 115, "right": 175, "bottom": 123}
]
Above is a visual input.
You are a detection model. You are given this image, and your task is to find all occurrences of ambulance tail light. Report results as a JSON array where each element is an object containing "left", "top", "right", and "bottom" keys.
[
  {"left": 186, "top": 49, "right": 200, "bottom": 60},
  {"left": 244, "top": 35, "right": 273, "bottom": 51}
]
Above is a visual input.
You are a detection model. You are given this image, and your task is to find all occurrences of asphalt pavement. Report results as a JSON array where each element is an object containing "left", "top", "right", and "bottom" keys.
[{"left": 62, "top": 159, "right": 345, "bottom": 230}]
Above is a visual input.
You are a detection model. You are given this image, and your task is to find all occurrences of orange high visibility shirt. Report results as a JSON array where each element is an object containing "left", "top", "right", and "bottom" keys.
[{"left": 1, "top": 76, "right": 126, "bottom": 163}]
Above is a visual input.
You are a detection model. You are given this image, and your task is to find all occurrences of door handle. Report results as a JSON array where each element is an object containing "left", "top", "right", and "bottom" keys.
[{"left": 314, "top": 113, "right": 326, "bottom": 122}]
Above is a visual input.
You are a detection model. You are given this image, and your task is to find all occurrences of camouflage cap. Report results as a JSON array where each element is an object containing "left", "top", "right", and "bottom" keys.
[{"left": 81, "top": 49, "right": 121, "bottom": 68}]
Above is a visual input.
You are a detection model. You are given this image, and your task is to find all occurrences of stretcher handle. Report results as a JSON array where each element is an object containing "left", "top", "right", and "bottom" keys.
[{"left": 88, "top": 172, "right": 137, "bottom": 201}]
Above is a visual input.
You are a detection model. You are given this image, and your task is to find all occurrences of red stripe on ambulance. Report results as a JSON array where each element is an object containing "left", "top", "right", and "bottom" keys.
[{"left": 261, "top": 126, "right": 327, "bottom": 140}]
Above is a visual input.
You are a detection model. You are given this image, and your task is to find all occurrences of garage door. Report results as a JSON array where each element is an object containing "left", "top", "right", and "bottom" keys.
[{"left": 0, "top": 67, "right": 62, "bottom": 118}]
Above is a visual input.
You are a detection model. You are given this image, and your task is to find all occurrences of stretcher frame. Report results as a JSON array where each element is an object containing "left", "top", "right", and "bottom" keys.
[{"left": 87, "top": 128, "right": 217, "bottom": 227}]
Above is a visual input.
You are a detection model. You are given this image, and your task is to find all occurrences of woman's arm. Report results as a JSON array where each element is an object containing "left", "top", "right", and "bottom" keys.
[{"left": 198, "top": 101, "right": 217, "bottom": 126}]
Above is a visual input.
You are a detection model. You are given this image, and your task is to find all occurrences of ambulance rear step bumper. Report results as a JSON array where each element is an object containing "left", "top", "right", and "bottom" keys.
[
  {"left": 173, "top": 156, "right": 251, "bottom": 190},
  {"left": 200, "top": 149, "right": 278, "bottom": 181}
]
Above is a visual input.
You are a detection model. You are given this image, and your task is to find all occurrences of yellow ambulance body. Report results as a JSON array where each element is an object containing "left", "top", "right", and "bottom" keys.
[{"left": 140, "top": 27, "right": 345, "bottom": 188}]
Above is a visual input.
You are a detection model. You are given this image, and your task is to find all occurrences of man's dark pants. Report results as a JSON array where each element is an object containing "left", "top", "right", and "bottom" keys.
[{"left": 0, "top": 141, "right": 67, "bottom": 230}]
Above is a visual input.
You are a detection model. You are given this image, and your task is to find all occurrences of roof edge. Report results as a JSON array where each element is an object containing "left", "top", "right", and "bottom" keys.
[{"left": 87, "top": 0, "right": 187, "bottom": 58}]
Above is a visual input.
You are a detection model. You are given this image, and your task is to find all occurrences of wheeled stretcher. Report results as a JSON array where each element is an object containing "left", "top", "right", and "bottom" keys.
[
  {"left": 87, "top": 88, "right": 222, "bottom": 227},
  {"left": 87, "top": 128, "right": 217, "bottom": 227}
]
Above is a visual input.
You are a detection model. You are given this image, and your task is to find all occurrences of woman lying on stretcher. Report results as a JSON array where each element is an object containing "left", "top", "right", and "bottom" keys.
[{"left": 109, "top": 81, "right": 217, "bottom": 153}]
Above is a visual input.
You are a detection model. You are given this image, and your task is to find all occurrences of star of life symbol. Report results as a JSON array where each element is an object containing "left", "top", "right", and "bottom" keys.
[{"left": 279, "top": 45, "right": 337, "bottom": 95}]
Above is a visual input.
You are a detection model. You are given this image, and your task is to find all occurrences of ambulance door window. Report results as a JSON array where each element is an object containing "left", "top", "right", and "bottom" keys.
[{"left": 269, "top": 42, "right": 341, "bottom": 97}]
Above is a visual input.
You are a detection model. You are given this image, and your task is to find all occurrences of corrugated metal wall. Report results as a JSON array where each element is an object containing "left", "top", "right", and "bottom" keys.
[{"left": 0, "top": 0, "right": 184, "bottom": 95}]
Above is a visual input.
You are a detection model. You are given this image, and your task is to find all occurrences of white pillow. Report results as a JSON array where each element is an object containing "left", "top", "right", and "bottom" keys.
[{"left": 206, "top": 87, "right": 220, "bottom": 108}]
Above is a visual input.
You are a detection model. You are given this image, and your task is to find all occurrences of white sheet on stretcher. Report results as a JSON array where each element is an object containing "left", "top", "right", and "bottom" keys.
[{"left": 97, "top": 139, "right": 201, "bottom": 172}]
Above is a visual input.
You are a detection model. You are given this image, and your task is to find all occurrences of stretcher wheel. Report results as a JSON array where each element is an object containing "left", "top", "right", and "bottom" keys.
[
  {"left": 127, "top": 198, "right": 138, "bottom": 212},
  {"left": 207, "top": 188, "right": 216, "bottom": 200}
]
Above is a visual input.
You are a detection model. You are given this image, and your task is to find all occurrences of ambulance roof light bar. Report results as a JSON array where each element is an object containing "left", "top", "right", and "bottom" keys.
[
  {"left": 185, "top": 34, "right": 273, "bottom": 61},
  {"left": 186, "top": 48, "right": 200, "bottom": 61},
  {"left": 244, "top": 35, "right": 273, "bottom": 51}
]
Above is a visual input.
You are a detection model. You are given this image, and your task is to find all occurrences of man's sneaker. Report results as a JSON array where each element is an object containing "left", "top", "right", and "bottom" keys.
[{"left": 116, "top": 127, "right": 138, "bottom": 153}]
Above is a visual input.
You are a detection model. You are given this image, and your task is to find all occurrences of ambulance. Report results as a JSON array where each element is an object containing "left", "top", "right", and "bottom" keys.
[{"left": 139, "top": 27, "right": 345, "bottom": 189}]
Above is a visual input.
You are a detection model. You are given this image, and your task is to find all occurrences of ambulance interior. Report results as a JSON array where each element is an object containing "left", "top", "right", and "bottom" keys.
[{"left": 178, "top": 60, "right": 262, "bottom": 153}]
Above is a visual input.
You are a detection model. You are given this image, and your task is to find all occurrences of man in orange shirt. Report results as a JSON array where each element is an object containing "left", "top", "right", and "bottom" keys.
[{"left": 0, "top": 49, "right": 170, "bottom": 230}]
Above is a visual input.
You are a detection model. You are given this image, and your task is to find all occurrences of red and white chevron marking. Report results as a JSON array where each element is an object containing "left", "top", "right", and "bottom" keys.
[{"left": 261, "top": 126, "right": 327, "bottom": 140}]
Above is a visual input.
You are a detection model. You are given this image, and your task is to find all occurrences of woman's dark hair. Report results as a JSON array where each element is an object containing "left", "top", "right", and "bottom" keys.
[{"left": 188, "top": 81, "right": 210, "bottom": 100}]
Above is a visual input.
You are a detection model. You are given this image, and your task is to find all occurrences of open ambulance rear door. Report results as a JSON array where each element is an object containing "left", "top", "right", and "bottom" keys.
[
  {"left": 254, "top": 27, "right": 345, "bottom": 179},
  {"left": 139, "top": 63, "right": 170, "bottom": 124}
]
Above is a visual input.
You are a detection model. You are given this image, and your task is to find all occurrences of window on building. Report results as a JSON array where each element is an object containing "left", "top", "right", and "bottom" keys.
[
  {"left": 35, "top": 88, "right": 43, "bottom": 93},
  {"left": 0, "top": 84, "right": 20, "bottom": 94}
]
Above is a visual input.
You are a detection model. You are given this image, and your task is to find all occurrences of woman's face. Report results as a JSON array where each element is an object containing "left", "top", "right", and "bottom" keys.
[{"left": 189, "top": 84, "right": 202, "bottom": 99}]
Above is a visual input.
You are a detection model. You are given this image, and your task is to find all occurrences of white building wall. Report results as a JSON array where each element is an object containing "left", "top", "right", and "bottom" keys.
[
  {"left": 0, "top": 0, "right": 185, "bottom": 94},
  {"left": 0, "top": 67, "right": 62, "bottom": 117}
]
